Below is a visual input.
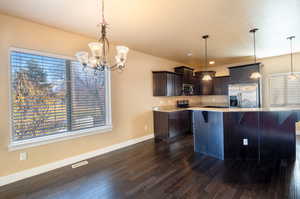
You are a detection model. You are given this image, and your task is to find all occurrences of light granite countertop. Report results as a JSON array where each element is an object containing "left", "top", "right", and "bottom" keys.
[{"left": 153, "top": 106, "right": 300, "bottom": 113}]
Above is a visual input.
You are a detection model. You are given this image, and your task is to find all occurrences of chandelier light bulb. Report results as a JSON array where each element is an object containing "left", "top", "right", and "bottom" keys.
[
  {"left": 115, "top": 55, "right": 123, "bottom": 64},
  {"left": 117, "top": 46, "right": 129, "bottom": 56},
  {"left": 75, "top": 51, "right": 89, "bottom": 65},
  {"left": 88, "top": 42, "right": 103, "bottom": 58},
  {"left": 89, "top": 57, "right": 98, "bottom": 68}
]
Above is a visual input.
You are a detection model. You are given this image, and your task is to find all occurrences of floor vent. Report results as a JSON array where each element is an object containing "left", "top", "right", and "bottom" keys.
[{"left": 71, "top": 160, "right": 88, "bottom": 169}]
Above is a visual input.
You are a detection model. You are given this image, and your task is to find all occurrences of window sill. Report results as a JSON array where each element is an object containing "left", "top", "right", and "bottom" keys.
[{"left": 8, "top": 125, "right": 113, "bottom": 151}]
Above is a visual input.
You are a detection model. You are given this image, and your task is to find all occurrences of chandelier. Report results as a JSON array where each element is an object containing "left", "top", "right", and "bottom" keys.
[{"left": 75, "top": 0, "right": 129, "bottom": 72}]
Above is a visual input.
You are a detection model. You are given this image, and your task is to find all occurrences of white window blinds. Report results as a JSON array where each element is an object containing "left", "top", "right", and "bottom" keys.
[
  {"left": 70, "top": 61, "right": 106, "bottom": 131},
  {"left": 269, "top": 73, "right": 300, "bottom": 106},
  {"left": 11, "top": 50, "right": 109, "bottom": 143},
  {"left": 11, "top": 51, "right": 68, "bottom": 141}
]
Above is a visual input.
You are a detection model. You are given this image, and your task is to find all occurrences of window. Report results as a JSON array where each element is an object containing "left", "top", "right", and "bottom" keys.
[
  {"left": 10, "top": 48, "right": 111, "bottom": 149},
  {"left": 269, "top": 73, "right": 300, "bottom": 107}
]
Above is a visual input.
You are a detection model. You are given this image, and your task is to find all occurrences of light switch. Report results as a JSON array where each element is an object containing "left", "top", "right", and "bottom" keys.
[{"left": 20, "top": 152, "right": 27, "bottom": 160}]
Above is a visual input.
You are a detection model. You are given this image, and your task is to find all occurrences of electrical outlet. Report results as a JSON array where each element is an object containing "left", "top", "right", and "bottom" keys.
[
  {"left": 243, "top": 139, "right": 248, "bottom": 146},
  {"left": 144, "top": 125, "right": 148, "bottom": 131},
  {"left": 20, "top": 152, "right": 27, "bottom": 160}
]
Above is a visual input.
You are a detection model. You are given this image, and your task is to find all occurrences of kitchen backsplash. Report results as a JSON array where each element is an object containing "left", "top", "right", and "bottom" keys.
[
  {"left": 152, "top": 95, "right": 228, "bottom": 107},
  {"left": 152, "top": 96, "right": 202, "bottom": 107},
  {"left": 200, "top": 95, "right": 228, "bottom": 105}
]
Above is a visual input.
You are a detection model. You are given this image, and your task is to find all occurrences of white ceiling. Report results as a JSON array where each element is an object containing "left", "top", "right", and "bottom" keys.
[{"left": 0, "top": 0, "right": 300, "bottom": 66}]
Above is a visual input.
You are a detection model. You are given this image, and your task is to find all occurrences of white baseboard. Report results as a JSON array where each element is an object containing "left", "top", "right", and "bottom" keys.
[{"left": 0, "top": 134, "right": 154, "bottom": 187}]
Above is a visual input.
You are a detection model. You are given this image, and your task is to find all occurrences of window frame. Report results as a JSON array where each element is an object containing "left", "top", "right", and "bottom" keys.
[
  {"left": 8, "top": 47, "right": 112, "bottom": 151},
  {"left": 268, "top": 72, "right": 300, "bottom": 107}
]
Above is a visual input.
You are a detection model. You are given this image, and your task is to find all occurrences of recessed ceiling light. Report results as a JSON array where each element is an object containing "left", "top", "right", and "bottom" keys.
[{"left": 209, "top": 61, "right": 215, "bottom": 65}]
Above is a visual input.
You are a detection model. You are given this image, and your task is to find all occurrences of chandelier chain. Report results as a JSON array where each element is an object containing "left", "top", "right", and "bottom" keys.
[{"left": 102, "top": 0, "right": 105, "bottom": 24}]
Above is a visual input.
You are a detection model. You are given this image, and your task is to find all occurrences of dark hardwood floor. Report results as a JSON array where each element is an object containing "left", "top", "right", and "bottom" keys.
[{"left": 1, "top": 135, "right": 300, "bottom": 199}]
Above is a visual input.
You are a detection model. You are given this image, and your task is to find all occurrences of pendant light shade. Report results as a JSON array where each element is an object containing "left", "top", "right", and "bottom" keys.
[
  {"left": 288, "top": 73, "right": 298, "bottom": 80},
  {"left": 250, "top": 72, "right": 262, "bottom": 79},
  {"left": 202, "top": 35, "right": 212, "bottom": 81},
  {"left": 249, "top": 28, "right": 261, "bottom": 79},
  {"left": 287, "top": 36, "right": 298, "bottom": 80},
  {"left": 202, "top": 74, "right": 212, "bottom": 81},
  {"left": 88, "top": 42, "right": 103, "bottom": 58}
]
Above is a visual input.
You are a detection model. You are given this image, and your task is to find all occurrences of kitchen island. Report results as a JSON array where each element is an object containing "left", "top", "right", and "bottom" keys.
[{"left": 154, "top": 107, "right": 300, "bottom": 161}]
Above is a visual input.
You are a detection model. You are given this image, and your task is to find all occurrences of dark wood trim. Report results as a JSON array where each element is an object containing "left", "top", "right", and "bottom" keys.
[
  {"left": 152, "top": 71, "right": 176, "bottom": 74},
  {"left": 228, "top": 62, "right": 261, "bottom": 69},
  {"left": 174, "top": 66, "right": 194, "bottom": 71},
  {"left": 215, "top": 75, "right": 231, "bottom": 78}
]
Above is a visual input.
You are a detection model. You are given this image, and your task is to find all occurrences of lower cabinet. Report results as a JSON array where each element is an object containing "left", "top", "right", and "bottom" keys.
[
  {"left": 193, "top": 111, "right": 224, "bottom": 159},
  {"left": 223, "top": 111, "right": 297, "bottom": 160},
  {"left": 153, "top": 110, "right": 191, "bottom": 141},
  {"left": 259, "top": 111, "right": 297, "bottom": 160},
  {"left": 223, "top": 112, "right": 259, "bottom": 160}
]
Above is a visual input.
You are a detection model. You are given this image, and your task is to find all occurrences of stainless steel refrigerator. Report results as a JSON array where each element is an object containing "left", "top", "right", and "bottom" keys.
[{"left": 228, "top": 83, "right": 260, "bottom": 108}]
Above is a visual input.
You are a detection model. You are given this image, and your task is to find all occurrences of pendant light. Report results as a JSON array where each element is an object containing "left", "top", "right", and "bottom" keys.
[
  {"left": 202, "top": 35, "right": 212, "bottom": 81},
  {"left": 249, "top": 28, "right": 262, "bottom": 79},
  {"left": 287, "top": 36, "right": 298, "bottom": 80}
]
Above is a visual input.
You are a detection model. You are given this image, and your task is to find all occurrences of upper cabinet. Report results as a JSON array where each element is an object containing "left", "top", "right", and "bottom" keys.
[
  {"left": 174, "top": 73, "right": 183, "bottom": 96},
  {"left": 174, "top": 66, "right": 194, "bottom": 84},
  {"left": 153, "top": 64, "right": 260, "bottom": 97},
  {"left": 214, "top": 76, "right": 230, "bottom": 95},
  {"left": 229, "top": 63, "right": 260, "bottom": 84},
  {"left": 192, "top": 75, "right": 201, "bottom": 96},
  {"left": 152, "top": 71, "right": 182, "bottom": 96},
  {"left": 194, "top": 71, "right": 216, "bottom": 95}
]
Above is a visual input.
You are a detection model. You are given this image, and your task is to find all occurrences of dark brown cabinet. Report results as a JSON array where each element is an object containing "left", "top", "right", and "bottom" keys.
[
  {"left": 174, "top": 73, "right": 183, "bottom": 96},
  {"left": 152, "top": 71, "right": 182, "bottom": 96},
  {"left": 260, "top": 111, "right": 297, "bottom": 160},
  {"left": 213, "top": 76, "right": 230, "bottom": 95},
  {"left": 223, "top": 111, "right": 297, "bottom": 161},
  {"left": 193, "top": 111, "right": 225, "bottom": 159},
  {"left": 229, "top": 63, "right": 260, "bottom": 84},
  {"left": 174, "top": 66, "right": 194, "bottom": 84},
  {"left": 153, "top": 110, "right": 191, "bottom": 141},
  {"left": 194, "top": 71, "right": 216, "bottom": 95},
  {"left": 192, "top": 75, "right": 201, "bottom": 96},
  {"left": 223, "top": 112, "right": 259, "bottom": 160}
]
